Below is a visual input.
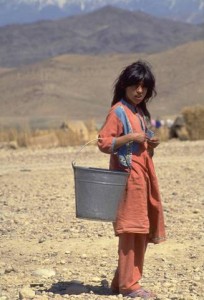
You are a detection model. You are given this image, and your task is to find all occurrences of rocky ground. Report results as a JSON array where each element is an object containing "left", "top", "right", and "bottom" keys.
[{"left": 0, "top": 140, "right": 203, "bottom": 300}]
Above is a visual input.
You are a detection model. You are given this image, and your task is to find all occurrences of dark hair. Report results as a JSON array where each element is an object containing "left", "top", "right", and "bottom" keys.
[{"left": 112, "top": 60, "right": 157, "bottom": 121}]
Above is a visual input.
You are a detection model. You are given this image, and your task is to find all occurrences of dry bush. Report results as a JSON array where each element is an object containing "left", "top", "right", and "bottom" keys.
[
  {"left": 55, "top": 129, "right": 82, "bottom": 147},
  {"left": 59, "top": 119, "right": 98, "bottom": 146},
  {"left": 0, "top": 127, "right": 31, "bottom": 147},
  {"left": 84, "top": 118, "right": 98, "bottom": 141},
  {"left": 182, "top": 105, "right": 204, "bottom": 140},
  {"left": 16, "top": 131, "right": 30, "bottom": 147},
  {"left": 0, "top": 119, "right": 98, "bottom": 148},
  {"left": 27, "top": 132, "right": 59, "bottom": 149},
  {"left": 0, "top": 128, "right": 19, "bottom": 142},
  {"left": 60, "top": 120, "right": 89, "bottom": 143},
  {"left": 0, "top": 129, "right": 13, "bottom": 142}
]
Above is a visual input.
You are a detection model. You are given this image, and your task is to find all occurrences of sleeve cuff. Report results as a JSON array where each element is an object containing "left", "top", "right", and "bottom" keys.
[{"left": 111, "top": 137, "right": 117, "bottom": 153}]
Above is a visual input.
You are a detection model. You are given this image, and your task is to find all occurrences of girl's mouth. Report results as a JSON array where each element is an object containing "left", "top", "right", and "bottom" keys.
[{"left": 135, "top": 95, "right": 143, "bottom": 99}]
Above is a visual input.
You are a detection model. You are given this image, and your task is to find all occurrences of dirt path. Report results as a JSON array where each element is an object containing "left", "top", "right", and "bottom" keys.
[{"left": 0, "top": 141, "right": 203, "bottom": 300}]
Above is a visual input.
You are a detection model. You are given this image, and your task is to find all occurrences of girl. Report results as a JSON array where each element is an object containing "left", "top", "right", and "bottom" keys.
[{"left": 98, "top": 61, "right": 166, "bottom": 299}]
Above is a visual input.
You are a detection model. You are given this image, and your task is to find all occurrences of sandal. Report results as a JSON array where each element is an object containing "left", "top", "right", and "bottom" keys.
[{"left": 126, "top": 288, "right": 157, "bottom": 299}]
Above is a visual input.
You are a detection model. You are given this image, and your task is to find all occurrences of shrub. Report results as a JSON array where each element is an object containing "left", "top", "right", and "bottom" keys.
[{"left": 182, "top": 105, "right": 204, "bottom": 140}]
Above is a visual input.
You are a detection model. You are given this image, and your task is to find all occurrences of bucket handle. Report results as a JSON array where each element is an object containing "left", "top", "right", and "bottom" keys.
[
  {"left": 72, "top": 138, "right": 132, "bottom": 171},
  {"left": 72, "top": 138, "right": 100, "bottom": 168}
]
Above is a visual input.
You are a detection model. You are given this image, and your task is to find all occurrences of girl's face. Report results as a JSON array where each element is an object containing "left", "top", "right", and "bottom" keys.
[{"left": 125, "top": 82, "right": 147, "bottom": 106}]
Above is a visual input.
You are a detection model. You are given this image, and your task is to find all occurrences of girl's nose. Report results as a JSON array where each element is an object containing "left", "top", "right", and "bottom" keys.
[{"left": 136, "top": 85, "right": 143, "bottom": 93}]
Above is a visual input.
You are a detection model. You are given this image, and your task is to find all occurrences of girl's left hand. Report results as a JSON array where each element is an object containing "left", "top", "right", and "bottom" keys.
[{"left": 147, "top": 137, "right": 160, "bottom": 148}]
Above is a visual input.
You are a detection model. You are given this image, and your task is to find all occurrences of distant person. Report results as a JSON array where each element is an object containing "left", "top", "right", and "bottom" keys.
[
  {"left": 155, "top": 118, "right": 162, "bottom": 129},
  {"left": 98, "top": 61, "right": 166, "bottom": 299},
  {"left": 151, "top": 119, "right": 156, "bottom": 128}
]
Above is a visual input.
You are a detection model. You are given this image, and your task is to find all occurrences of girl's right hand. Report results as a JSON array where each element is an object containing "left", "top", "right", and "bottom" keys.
[
  {"left": 113, "top": 132, "right": 146, "bottom": 150},
  {"left": 130, "top": 132, "right": 146, "bottom": 143}
]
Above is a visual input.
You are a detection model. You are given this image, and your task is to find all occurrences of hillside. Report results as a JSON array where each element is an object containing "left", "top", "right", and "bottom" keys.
[
  {"left": 0, "top": 68, "right": 11, "bottom": 75},
  {"left": 0, "top": 40, "right": 203, "bottom": 125},
  {"left": 0, "top": 6, "right": 203, "bottom": 68}
]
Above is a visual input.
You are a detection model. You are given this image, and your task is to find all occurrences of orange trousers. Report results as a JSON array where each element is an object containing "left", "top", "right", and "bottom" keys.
[{"left": 111, "top": 233, "right": 148, "bottom": 295}]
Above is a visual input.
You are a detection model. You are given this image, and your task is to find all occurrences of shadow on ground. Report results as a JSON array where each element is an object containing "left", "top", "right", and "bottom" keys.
[{"left": 37, "top": 280, "right": 114, "bottom": 296}]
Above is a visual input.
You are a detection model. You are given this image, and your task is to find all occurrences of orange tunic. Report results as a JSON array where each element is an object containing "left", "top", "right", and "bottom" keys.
[{"left": 98, "top": 100, "right": 166, "bottom": 244}]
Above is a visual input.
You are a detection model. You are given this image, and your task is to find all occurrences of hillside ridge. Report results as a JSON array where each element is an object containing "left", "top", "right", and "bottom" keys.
[
  {"left": 0, "top": 6, "right": 203, "bottom": 67},
  {"left": 0, "top": 40, "right": 203, "bottom": 123}
]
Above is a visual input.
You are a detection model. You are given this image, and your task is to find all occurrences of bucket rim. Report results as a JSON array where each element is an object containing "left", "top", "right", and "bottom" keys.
[{"left": 72, "top": 165, "right": 129, "bottom": 175}]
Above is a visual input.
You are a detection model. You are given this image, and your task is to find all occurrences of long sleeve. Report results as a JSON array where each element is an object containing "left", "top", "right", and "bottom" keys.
[{"left": 98, "top": 108, "right": 123, "bottom": 154}]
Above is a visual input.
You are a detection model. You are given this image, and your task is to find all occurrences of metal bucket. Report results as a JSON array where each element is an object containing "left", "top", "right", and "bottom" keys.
[{"left": 72, "top": 140, "right": 129, "bottom": 221}]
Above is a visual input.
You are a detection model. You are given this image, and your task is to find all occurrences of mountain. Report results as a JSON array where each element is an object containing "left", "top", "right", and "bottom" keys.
[
  {"left": 0, "top": 0, "right": 204, "bottom": 26},
  {"left": 0, "top": 40, "right": 203, "bottom": 124},
  {"left": 0, "top": 6, "right": 203, "bottom": 68}
]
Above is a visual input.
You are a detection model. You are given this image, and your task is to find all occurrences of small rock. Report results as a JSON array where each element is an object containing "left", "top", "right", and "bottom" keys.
[
  {"left": 91, "top": 276, "right": 101, "bottom": 283},
  {"left": 38, "top": 237, "right": 46, "bottom": 243},
  {"left": 101, "top": 279, "right": 109, "bottom": 287},
  {"left": 5, "top": 265, "right": 15, "bottom": 273},
  {"left": 60, "top": 260, "right": 66, "bottom": 265},
  {"left": 190, "top": 254, "right": 197, "bottom": 259},
  {"left": 172, "top": 192, "right": 177, "bottom": 196},
  {"left": 30, "top": 283, "right": 44, "bottom": 288},
  {"left": 32, "top": 268, "right": 56, "bottom": 278},
  {"left": 194, "top": 276, "right": 200, "bottom": 281},
  {"left": 19, "top": 287, "right": 35, "bottom": 299}
]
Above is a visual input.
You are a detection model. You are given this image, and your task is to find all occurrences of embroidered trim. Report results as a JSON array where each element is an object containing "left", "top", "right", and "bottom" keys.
[{"left": 114, "top": 105, "right": 133, "bottom": 168}]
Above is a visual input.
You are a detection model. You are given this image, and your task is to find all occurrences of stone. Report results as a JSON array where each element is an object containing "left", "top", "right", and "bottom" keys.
[
  {"left": 19, "top": 287, "right": 35, "bottom": 299},
  {"left": 101, "top": 279, "right": 109, "bottom": 288},
  {"left": 32, "top": 268, "right": 56, "bottom": 278},
  {"left": 60, "top": 260, "right": 66, "bottom": 264},
  {"left": 91, "top": 276, "right": 101, "bottom": 283},
  {"left": 38, "top": 237, "right": 46, "bottom": 243},
  {"left": 5, "top": 265, "right": 15, "bottom": 273}
]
